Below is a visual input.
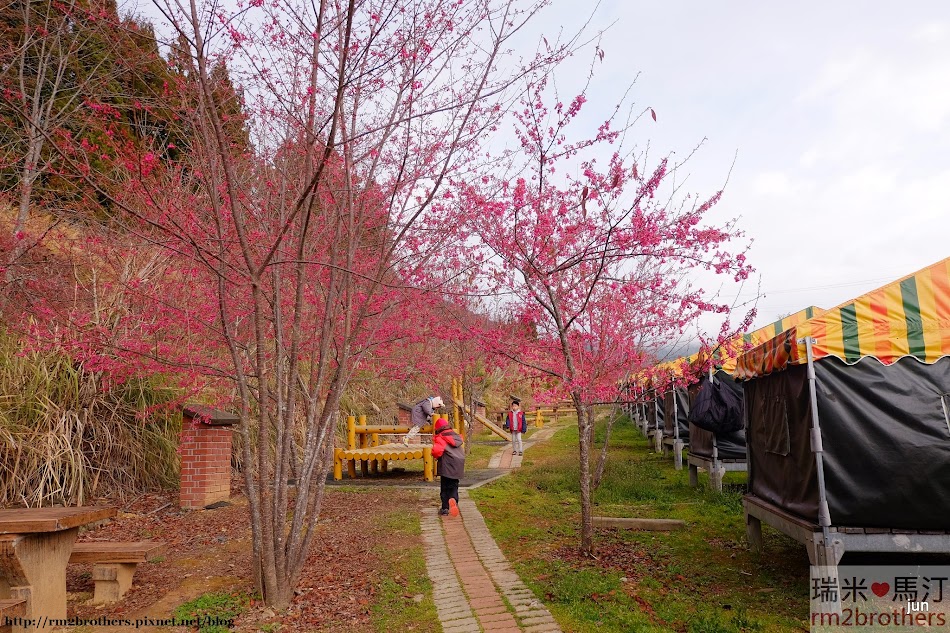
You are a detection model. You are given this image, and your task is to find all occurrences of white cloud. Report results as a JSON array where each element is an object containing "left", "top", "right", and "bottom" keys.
[
  {"left": 751, "top": 171, "right": 793, "bottom": 196},
  {"left": 913, "top": 22, "right": 948, "bottom": 42},
  {"left": 527, "top": 1, "right": 950, "bottom": 334}
]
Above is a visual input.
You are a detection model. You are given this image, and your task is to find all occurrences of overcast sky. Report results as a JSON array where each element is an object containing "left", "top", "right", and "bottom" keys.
[
  {"left": 134, "top": 0, "right": 949, "bottom": 342},
  {"left": 547, "top": 0, "right": 949, "bottom": 336}
]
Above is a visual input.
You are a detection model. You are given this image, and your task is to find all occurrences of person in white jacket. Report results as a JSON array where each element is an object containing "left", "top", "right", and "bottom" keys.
[{"left": 402, "top": 395, "right": 444, "bottom": 445}]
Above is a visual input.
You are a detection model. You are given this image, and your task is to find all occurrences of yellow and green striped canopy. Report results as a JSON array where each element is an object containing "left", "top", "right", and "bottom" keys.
[
  {"left": 629, "top": 306, "right": 824, "bottom": 390},
  {"left": 735, "top": 257, "right": 950, "bottom": 380},
  {"left": 716, "top": 306, "right": 824, "bottom": 374}
]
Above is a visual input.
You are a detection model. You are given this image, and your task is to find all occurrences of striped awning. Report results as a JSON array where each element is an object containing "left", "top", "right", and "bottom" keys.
[
  {"left": 735, "top": 257, "right": 950, "bottom": 380},
  {"left": 630, "top": 306, "right": 824, "bottom": 390},
  {"left": 717, "top": 306, "right": 824, "bottom": 374}
]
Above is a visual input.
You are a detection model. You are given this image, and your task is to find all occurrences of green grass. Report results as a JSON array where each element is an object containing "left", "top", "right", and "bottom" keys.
[
  {"left": 369, "top": 503, "right": 439, "bottom": 632},
  {"left": 465, "top": 442, "right": 497, "bottom": 469},
  {"left": 174, "top": 591, "right": 251, "bottom": 632},
  {"left": 470, "top": 416, "right": 810, "bottom": 632},
  {"left": 465, "top": 417, "right": 556, "bottom": 468},
  {"left": 465, "top": 427, "right": 504, "bottom": 468}
]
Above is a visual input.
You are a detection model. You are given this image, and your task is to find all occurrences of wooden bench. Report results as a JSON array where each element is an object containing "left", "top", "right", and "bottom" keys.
[
  {"left": 69, "top": 541, "right": 165, "bottom": 604},
  {"left": 0, "top": 598, "right": 26, "bottom": 633}
]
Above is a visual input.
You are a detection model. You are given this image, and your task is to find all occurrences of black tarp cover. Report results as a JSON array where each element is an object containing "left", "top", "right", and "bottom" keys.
[
  {"left": 744, "top": 355, "right": 950, "bottom": 529},
  {"left": 689, "top": 425, "right": 746, "bottom": 459},
  {"left": 688, "top": 372, "right": 746, "bottom": 459},
  {"left": 637, "top": 391, "right": 658, "bottom": 431},
  {"left": 662, "top": 388, "right": 690, "bottom": 440},
  {"left": 651, "top": 395, "right": 665, "bottom": 432}
]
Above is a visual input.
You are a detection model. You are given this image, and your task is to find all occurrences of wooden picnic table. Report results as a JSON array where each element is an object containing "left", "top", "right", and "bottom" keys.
[{"left": 0, "top": 507, "right": 116, "bottom": 631}]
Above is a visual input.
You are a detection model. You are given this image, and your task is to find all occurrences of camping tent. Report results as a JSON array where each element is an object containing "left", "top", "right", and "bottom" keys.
[
  {"left": 687, "top": 370, "right": 746, "bottom": 459},
  {"left": 654, "top": 357, "right": 692, "bottom": 442},
  {"left": 620, "top": 376, "right": 665, "bottom": 435},
  {"left": 688, "top": 306, "right": 825, "bottom": 463},
  {"left": 736, "top": 257, "right": 950, "bottom": 530}
]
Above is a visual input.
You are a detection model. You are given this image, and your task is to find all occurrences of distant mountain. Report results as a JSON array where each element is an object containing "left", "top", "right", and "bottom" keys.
[{"left": 643, "top": 340, "right": 702, "bottom": 364}]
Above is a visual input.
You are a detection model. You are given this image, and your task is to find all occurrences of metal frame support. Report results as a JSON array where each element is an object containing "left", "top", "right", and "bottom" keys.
[
  {"left": 803, "top": 337, "right": 833, "bottom": 547},
  {"left": 672, "top": 388, "right": 680, "bottom": 441},
  {"left": 645, "top": 400, "right": 650, "bottom": 435},
  {"left": 710, "top": 435, "right": 724, "bottom": 491}
]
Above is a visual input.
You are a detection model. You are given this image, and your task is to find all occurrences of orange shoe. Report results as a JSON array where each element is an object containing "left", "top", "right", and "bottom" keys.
[{"left": 449, "top": 498, "right": 459, "bottom": 517}]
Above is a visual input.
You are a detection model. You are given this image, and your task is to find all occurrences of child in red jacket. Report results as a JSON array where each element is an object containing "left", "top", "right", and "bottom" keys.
[{"left": 431, "top": 418, "right": 465, "bottom": 516}]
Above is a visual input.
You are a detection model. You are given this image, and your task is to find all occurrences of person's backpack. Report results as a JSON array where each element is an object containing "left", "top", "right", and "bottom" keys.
[{"left": 688, "top": 377, "right": 744, "bottom": 433}]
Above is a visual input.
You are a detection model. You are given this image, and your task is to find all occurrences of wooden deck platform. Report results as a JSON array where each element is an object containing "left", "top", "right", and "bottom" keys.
[{"left": 333, "top": 443, "right": 434, "bottom": 481}]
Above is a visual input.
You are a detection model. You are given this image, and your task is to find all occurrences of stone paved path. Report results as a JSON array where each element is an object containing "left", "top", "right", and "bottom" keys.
[
  {"left": 422, "top": 421, "right": 566, "bottom": 632},
  {"left": 487, "top": 424, "right": 560, "bottom": 469}
]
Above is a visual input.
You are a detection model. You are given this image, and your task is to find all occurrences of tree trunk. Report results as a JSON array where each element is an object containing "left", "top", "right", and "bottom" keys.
[
  {"left": 592, "top": 407, "right": 619, "bottom": 492},
  {"left": 574, "top": 394, "right": 594, "bottom": 557},
  {"left": 5, "top": 132, "right": 42, "bottom": 285}
]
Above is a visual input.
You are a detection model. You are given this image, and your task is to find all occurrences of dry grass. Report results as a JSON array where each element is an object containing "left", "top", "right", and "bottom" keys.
[{"left": 0, "top": 330, "right": 179, "bottom": 507}]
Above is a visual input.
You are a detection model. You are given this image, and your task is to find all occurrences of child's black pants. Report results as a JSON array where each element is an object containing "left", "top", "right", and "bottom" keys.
[{"left": 440, "top": 476, "right": 459, "bottom": 510}]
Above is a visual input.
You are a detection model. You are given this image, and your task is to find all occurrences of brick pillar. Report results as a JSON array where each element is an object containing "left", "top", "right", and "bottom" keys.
[
  {"left": 397, "top": 402, "right": 412, "bottom": 426},
  {"left": 179, "top": 405, "right": 238, "bottom": 510},
  {"left": 475, "top": 400, "right": 486, "bottom": 419}
]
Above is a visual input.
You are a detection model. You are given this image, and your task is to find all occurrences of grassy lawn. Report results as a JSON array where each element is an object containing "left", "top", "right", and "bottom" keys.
[
  {"left": 463, "top": 423, "right": 516, "bottom": 468},
  {"left": 470, "top": 417, "right": 811, "bottom": 632},
  {"left": 369, "top": 500, "right": 440, "bottom": 632},
  {"left": 465, "top": 427, "right": 504, "bottom": 468},
  {"left": 465, "top": 415, "right": 553, "bottom": 468}
]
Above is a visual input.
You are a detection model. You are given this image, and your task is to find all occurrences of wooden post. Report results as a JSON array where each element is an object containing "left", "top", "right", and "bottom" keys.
[
  {"left": 347, "top": 415, "right": 356, "bottom": 450},
  {"left": 454, "top": 378, "right": 465, "bottom": 441},
  {"left": 347, "top": 457, "right": 357, "bottom": 479},
  {"left": 333, "top": 448, "right": 343, "bottom": 480},
  {"left": 358, "top": 414, "right": 368, "bottom": 476},
  {"left": 535, "top": 409, "right": 543, "bottom": 428},
  {"left": 371, "top": 432, "right": 379, "bottom": 474},
  {"left": 423, "top": 446, "right": 433, "bottom": 481},
  {"left": 746, "top": 513, "right": 763, "bottom": 553}
]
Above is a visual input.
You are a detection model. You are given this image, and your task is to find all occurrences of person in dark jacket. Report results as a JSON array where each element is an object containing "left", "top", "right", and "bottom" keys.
[
  {"left": 402, "top": 395, "right": 444, "bottom": 445},
  {"left": 431, "top": 418, "right": 465, "bottom": 516},
  {"left": 504, "top": 398, "right": 527, "bottom": 455}
]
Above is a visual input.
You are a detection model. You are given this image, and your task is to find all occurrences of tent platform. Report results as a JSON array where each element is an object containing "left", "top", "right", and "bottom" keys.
[
  {"left": 743, "top": 494, "right": 950, "bottom": 568},
  {"left": 687, "top": 453, "right": 746, "bottom": 491},
  {"left": 634, "top": 417, "right": 655, "bottom": 437},
  {"left": 652, "top": 433, "right": 688, "bottom": 470}
]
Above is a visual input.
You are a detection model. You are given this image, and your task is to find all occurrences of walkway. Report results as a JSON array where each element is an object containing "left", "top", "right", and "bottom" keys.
[
  {"left": 487, "top": 423, "right": 560, "bottom": 469},
  {"left": 422, "top": 422, "right": 566, "bottom": 632}
]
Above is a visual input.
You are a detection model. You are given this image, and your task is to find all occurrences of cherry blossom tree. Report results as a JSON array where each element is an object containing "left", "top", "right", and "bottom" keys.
[
  {"left": 0, "top": 0, "right": 176, "bottom": 296},
  {"left": 458, "top": 67, "right": 754, "bottom": 556},
  {"left": 12, "top": 0, "right": 579, "bottom": 607}
]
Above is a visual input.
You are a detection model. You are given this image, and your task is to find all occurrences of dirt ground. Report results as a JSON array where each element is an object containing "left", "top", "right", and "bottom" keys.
[{"left": 66, "top": 479, "right": 424, "bottom": 632}]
